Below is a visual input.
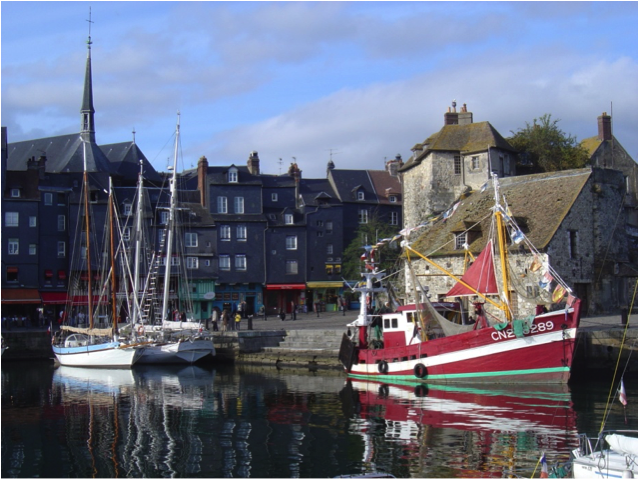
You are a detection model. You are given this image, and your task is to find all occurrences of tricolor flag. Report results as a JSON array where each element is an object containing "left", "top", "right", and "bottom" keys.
[
  {"left": 540, "top": 453, "right": 549, "bottom": 478},
  {"left": 360, "top": 252, "right": 367, "bottom": 261},
  {"left": 619, "top": 380, "right": 627, "bottom": 406},
  {"left": 539, "top": 272, "right": 553, "bottom": 291}
]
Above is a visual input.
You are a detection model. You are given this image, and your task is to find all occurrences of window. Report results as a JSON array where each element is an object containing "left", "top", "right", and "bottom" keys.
[
  {"left": 160, "top": 211, "right": 169, "bottom": 225},
  {"left": 123, "top": 203, "right": 132, "bottom": 216},
  {"left": 503, "top": 154, "right": 511, "bottom": 175},
  {"left": 454, "top": 155, "right": 462, "bottom": 175},
  {"left": 11, "top": 188, "right": 20, "bottom": 198},
  {"left": 55, "top": 242, "right": 65, "bottom": 258},
  {"left": 216, "top": 196, "right": 228, "bottom": 214},
  {"left": 236, "top": 225, "right": 247, "bottom": 241},
  {"left": 185, "top": 232, "right": 198, "bottom": 247},
  {"left": 58, "top": 215, "right": 66, "bottom": 232},
  {"left": 29, "top": 244, "right": 37, "bottom": 255},
  {"left": 357, "top": 191, "right": 365, "bottom": 201},
  {"left": 326, "top": 264, "right": 334, "bottom": 275},
  {"left": 334, "top": 264, "right": 342, "bottom": 274},
  {"left": 44, "top": 193, "right": 53, "bottom": 205},
  {"left": 228, "top": 168, "right": 238, "bottom": 183},
  {"left": 171, "top": 256, "right": 180, "bottom": 266},
  {"left": 122, "top": 227, "right": 131, "bottom": 241},
  {"left": 471, "top": 156, "right": 480, "bottom": 170},
  {"left": 234, "top": 197, "right": 244, "bottom": 214},
  {"left": 454, "top": 232, "right": 467, "bottom": 250},
  {"left": 220, "top": 225, "right": 231, "bottom": 241},
  {"left": 57, "top": 193, "right": 66, "bottom": 205},
  {"left": 285, "top": 213, "right": 294, "bottom": 225},
  {"left": 205, "top": 259, "right": 211, "bottom": 267},
  {"left": 358, "top": 209, "right": 368, "bottom": 224},
  {"left": 286, "top": 235, "right": 297, "bottom": 250},
  {"left": 186, "top": 257, "right": 199, "bottom": 269},
  {"left": 326, "top": 221, "right": 333, "bottom": 233},
  {"left": 389, "top": 195, "right": 397, "bottom": 203},
  {"left": 29, "top": 216, "right": 37, "bottom": 227},
  {"left": 286, "top": 260, "right": 298, "bottom": 274},
  {"left": 316, "top": 220, "right": 324, "bottom": 227},
  {"left": 390, "top": 212, "right": 399, "bottom": 226},
  {"left": 235, "top": 255, "right": 247, "bottom": 271},
  {"left": 327, "top": 244, "right": 333, "bottom": 255},
  {"left": 568, "top": 230, "right": 579, "bottom": 259},
  {"left": 6, "top": 267, "right": 18, "bottom": 283},
  {"left": 8, "top": 239, "right": 19, "bottom": 255},
  {"left": 271, "top": 193, "right": 278, "bottom": 202},
  {"left": 317, "top": 231, "right": 324, "bottom": 237},
  {"left": 219, "top": 255, "right": 231, "bottom": 271},
  {"left": 5, "top": 212, "right": 18, "bottom": 227}
]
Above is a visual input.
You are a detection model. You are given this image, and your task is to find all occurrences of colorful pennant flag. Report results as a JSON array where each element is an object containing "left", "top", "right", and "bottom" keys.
[
  {"left": 540, "top": 453, "right": 549, "bottom": 478},
  {"left": 552, "top": 284, "right": 566, "bottom": 303},
  {"left": 619, "top": 380, "right": 627, "bottom": 406},
  {"left": 530, "top": 256, "right": 542, "bottom": 272},
  {"left": 566, "top": 294, "right": 576, "bottom": 307},
  {"left": 539, "top": 272, "right": 553, "bottom": 291}
]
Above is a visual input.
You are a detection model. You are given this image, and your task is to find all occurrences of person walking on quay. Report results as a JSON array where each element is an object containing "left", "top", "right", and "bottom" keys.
[
  {"left": 314, "top": 301, "right": 320, "bottom": 318},
  {"left": 235, "top": 312, "right": 241, "bottom": 330},
  {"left": 279, "top": 309, "right": 286, "bottom": 322},
  {"left": 259, "top": 305, "right": 267, "bottom": 321},
  {"left": 211, "top": 307, "right": 219, "bottom": 331},
  {"left": 291, "top": 301, "right": 296, "bottom": 321},
  {"left": 221, "top": 309, "right": 229, "bottom": 332}
]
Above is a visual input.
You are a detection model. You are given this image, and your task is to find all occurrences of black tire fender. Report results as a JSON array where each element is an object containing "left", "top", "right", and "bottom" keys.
[
  {"left": 378, "top": 360, "right": 389, "bottom": 374},
  {"left": 414, "top": 363, "right": 427, "bottom": 378}
]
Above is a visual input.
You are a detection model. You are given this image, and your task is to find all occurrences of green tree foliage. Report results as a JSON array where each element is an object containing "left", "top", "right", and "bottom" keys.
[
  {"left": 342, "top": 212, "right": 402, "bottom": 281},
  {"left": 509, "top": 113, "right": 590, "bottom": 172}
]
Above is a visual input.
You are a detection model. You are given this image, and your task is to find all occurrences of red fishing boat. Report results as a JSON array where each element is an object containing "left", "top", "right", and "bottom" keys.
[{"left": 338, "top": 175, "right": 581, "bottom": 384}]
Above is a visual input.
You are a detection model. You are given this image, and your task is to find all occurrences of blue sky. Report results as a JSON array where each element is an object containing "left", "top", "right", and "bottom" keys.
[{"left": 2, "top": 1, "right": 637, "bottom": 177}]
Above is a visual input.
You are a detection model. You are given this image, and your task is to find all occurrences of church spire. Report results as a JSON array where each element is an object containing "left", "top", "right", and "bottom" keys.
[{"left": 80, "top": 8, "right": 95, "bottom": 143}]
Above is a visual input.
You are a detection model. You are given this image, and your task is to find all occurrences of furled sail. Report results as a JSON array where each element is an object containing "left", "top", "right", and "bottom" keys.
[{"left": 446, "top": 240, "right": 498, "bottom": 297}]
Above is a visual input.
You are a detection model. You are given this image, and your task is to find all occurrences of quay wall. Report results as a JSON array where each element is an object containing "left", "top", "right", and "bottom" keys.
[{"left": 2, "top": 326, "right": 636, "bottom": 378}]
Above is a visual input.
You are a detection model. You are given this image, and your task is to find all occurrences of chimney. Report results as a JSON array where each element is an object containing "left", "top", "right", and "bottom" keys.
[
  {"left": 197, "top": 155, "right": 208, "bottom": 208},
  {"left": 386, "top": 154, "right": 403, "bottom": 177},
  {"left": 598, "top": 112, "right": 612, "bottom": 142},
  {"left": 444, "top": 101, "right": 473, "bottom": 125},
  {"left": 27, "top": 155, "right": 48, "bottom": 179},
  {"left": 247, "top": 151, "right": 260, "bottom": 175},
  {"left": 288, "top": 162, "right": 302, "bottom": 183}
]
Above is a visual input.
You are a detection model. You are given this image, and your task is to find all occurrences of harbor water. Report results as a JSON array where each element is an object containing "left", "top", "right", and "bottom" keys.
[{"left": 1, "top": 361, "right": 636, "bottom": 478}]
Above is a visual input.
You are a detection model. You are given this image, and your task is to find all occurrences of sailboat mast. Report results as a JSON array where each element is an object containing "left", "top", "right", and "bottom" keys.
[
  {"left": 131, "top": 161, "right": 144, "bottom": 324},
  {"left": 161, "top": 114, "right": 180, "bottom": 323},
  {"left": 492, "top": 175, "right": 513, "bottom": 321},
  {"left": 108, "top": 177, "right": 118, "bottom": 336},
  {"left": 83, "top": 139, "right": 95, "bottom": 330}
]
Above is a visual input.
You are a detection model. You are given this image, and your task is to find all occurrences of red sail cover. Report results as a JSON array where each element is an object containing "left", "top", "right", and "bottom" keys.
[{"left": 446, "top": 240, "right": 499, "bottom": 296}]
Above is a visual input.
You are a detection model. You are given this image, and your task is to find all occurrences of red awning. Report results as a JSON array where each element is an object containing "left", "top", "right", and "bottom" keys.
[
  {"left": 40, "top": 292, "right": 68, "bottom": 305},
  {"left": 265, "top": 284, "right": 306, "bottom": 290},
  {"left": 1, "top": 288, "right": 42, "bottom": 304}
]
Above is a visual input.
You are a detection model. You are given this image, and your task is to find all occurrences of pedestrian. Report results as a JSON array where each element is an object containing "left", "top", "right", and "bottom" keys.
[
  {"left": 279, "top": 309, "right": 286, "bottom": 322},
  {"left": 240, "top": 300, "right": 247, "bottom": 319},
  {"left": 211, "top": 307, "right": 219, "bottom": 331},
  {"left": 237, "top": 301, "right": 243, "bottom": 319},
  {"left": 315, "top": 301, "right": 320, "bottom": 318},
  {"left": 180, "top": 311, "right": 187, "bottom": 322},
  {"left": 259, "top": 305, "right": 267, "bottom": 321},
  {"left": 221, "top": 309, "right": 229, "bottom": 332},
  {"left": 235, "top": 312, "right": 241, "bottom": 330},
  {"left": 291, "top": 301, "right": 296, "bottom": 321}
]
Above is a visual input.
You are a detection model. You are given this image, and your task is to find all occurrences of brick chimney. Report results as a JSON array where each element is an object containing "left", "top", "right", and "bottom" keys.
[
  {"left": 598, "top": 112, "right": 612, "bottom": 141},
  {"left": 288, "top": 162, "right": 302, "bottom": 183},
  {"left": 27, "top": 155, "right": 48, "bottom": 180},
  {"left": 386, "top": 154, "right": 403, "bottom": 177},
  {"left": 197, "top": 155, "right": 208, "bottom": 208},
  {"left": 247, "top": 151, "right": 260, "bottom": 175},
  {"left": 444, "top": 101, "right": 473, "bottom": 125}
]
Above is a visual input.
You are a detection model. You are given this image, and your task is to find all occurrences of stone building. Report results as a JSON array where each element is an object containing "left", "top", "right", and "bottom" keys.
[
  {"left": 404, "top": 168, "right": 633, "bottom": 316},
  {"left": 399, "top": 102, "right": 518, "bottom": 229}
]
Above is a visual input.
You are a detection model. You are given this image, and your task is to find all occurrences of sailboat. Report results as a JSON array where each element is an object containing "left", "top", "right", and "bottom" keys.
[
  {"left": 52, "top": 142, "right": 144, "bottom": 368},
  {"left": 338, "top": 174, "right": 582, "bottom": 384},
  {"left": 129, "top": 115, "right": 215, "bottom": 364}
]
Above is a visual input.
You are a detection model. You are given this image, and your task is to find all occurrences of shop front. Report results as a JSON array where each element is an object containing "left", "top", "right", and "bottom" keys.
[
  {"left": 1, "top": 288, "right": 42, "bottom": 328},
  {"left": 213, "top": 283, "right": 261, "bottom": 317},
  {"left": 264, "top": 284, "right": 306, "bottom": 315},
  {"left": 306, "top": 281, "right": 344, "bottom": 312}
]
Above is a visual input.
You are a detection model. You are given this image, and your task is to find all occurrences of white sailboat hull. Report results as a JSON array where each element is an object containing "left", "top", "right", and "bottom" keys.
[
  {"left": 572, "top": 433, "right": 639, "bottom": 479},
  {"left": 137, "top": 338, "right": 215, "bottom": 364},
  {"left": 53, "top": 340, "right": 144, "bottom": 368}
]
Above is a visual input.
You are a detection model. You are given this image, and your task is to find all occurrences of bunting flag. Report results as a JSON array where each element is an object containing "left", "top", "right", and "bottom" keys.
[
  {"left": 619, "top": 380, "right": 627, "bottom": 406},
  {"left": 566, "top": 294, "right": 576, "bottom": 307},
  {"left": 530, "top": 255, "right": 543, "bottom": 272},
  {"left": 539, "top": 272, "right": 553, "bottom": 291},
  {"left": 511, "top": 228, "right": 524, "bottom": 244},
  {"left": 540, "top": 453, "right": 549, "bottom": 478},
  {"left": 552, "top": 284, "right": 566, "bottom": 303}
]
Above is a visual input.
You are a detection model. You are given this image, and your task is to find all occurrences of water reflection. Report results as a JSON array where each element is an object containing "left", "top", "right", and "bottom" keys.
[{"left": 2, "top": 362, "right": 634, "bottom": 478}]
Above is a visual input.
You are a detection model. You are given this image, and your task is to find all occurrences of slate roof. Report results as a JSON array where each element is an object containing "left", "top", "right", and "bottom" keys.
[
  {"left": 411, "top": 168, "right": 592, "bottom": 257},
  {"left": 298, "top": 178, "right": 339, "bottom": 206},
  {"left": 101, "top": 141, "right": 162, "bottom": 183},
  {"left": 6, "top": 134, "right": 113, "bottom": 174},
  {"left": 328, "top": 169, "right": 378, "bottom": 203},
  {"left": 367, "top": 170, "right": 401, "bottom": 205},
  {"left": 401, "top": 121, "right": 517, "bottom": 172}
]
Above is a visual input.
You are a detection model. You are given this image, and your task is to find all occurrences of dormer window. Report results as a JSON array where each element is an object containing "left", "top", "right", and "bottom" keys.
[
  {"left": 228, "top": 167, "right": 238, "bottom": 183},
  {"left": 389, "top": 195, "right": 397, "bottom": 203},
  {"left": 123, "top": 203, "right": 132, "bottom": 216},
  {"left": 454, "top": 232, "right": 467, "bottom": 250},
  {"left": 285, "top": 214, "right": 294, "bottom": 225},
  {"left": 357, "top": 191, "right": 365, "bottom": 201},
  {"left": 11, "top": 188, "right": 20, "bottom": 198}
]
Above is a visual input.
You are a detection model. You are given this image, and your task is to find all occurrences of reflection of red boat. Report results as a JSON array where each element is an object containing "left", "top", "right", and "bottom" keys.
[{"left": 340, "top": 379, "right": 578, "bottom": 478}]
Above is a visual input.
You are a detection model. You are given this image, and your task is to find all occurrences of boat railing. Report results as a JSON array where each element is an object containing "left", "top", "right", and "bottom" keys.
[{"left": 578, "top": 430, "right": 639, "bottom": 457}]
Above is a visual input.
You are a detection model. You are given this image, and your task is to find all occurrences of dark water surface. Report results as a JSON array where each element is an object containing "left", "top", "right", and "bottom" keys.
[{"left": 1, "top": 361, "right": 636, "bottom": 478}]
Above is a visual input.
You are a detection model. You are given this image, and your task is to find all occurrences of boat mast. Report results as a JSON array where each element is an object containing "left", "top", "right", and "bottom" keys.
[
  {"left": 83, "top": 139, "right": 95, "bottom": 330},
  {"left": 161, "top": 114, "right": 180, "bottom": 323},
  {"left": 492, "top": 174, "right": 513, "bottom": 321},
  {"left": 108, "top": 177, "right": 118, "bottom": 337},
  {"left": 131, "top": 160, "right": 144, "bottom": 324}
]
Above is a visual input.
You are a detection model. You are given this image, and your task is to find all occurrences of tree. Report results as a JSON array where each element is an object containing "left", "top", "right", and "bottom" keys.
[
  {"left": 509, "top": 114, "right": 590, "bottom": 173},
  {"left": 342, "top": 212, "right": 402, "bottom": 281}
]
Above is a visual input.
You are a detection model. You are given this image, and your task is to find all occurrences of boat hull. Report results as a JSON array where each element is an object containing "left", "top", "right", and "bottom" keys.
[
  {"left": 53, "top": 341, "right": 144, "bottom": 368},
  {"left": 137, "top": 339, "right": 215, "bottom": 364},
  {"left": 341, "top": 306, "right": 580, "bottom": 384}
]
